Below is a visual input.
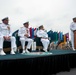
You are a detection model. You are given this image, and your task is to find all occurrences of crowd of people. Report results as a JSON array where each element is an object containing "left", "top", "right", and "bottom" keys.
[{"left": 0, "top": 17, "right": 76, "bottom": 55}]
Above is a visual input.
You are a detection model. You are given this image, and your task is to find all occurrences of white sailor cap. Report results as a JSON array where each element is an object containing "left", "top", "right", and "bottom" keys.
[
  {"left": 23, "top": 21, "right": 29, "bottom": 25},
  {"left": 73, "top": 17, "right": 76, "bottom": 20},
  {"left": 38, "top": 25, "right": 43, "bottom": 28},
  {"left": 2, "top": 17, "right": 9, "bottom": 21}
]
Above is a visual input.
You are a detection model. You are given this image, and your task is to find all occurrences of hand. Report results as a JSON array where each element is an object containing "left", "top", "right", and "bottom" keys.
[
  {"left": 42, "top": 37, "right": 48, "bottom": 39},
  {"left": 7, "top": 26, "right": 10, "bottom": 30},
  {"left": 24, "top": 34, "right": 29, "bottom": 37},
  {"left": 4, "top": 36, "right": 10, "bottom": 40}
]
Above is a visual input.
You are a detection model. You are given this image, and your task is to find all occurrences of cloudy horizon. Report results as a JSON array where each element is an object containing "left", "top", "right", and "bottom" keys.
[{"left": 0, "top": 0, "right": 76, "bottom": 39}]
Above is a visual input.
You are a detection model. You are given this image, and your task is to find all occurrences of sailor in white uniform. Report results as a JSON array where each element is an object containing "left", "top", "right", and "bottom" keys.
[
  {"left": 18, "top": 22, "right": 33, "bottom": 53},
  {"left": 36, "top": 25, "right": 50, "bottom": 52},
  {"left": 70, "top": 17, "right": 76, "bottom": 50},
  {"left": 0, "top": 17, "right": 17, "bottom": 55}
]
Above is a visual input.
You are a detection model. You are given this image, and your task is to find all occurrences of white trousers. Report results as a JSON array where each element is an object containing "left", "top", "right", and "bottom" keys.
[
  {"left": 41, "top": 38, "right": 50, "bottom": 50},
  {"left": 70, "top": 31, "right": 74, "bottom": 49},
  {"left": 0, "top": 36, "right": 16, "bottom": 50},
  {"left": 20, "top": 37, "right": 33, "bottom": 50}
]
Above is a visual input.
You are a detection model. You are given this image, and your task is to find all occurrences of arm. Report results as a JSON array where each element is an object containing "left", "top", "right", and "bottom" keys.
[
  {"left": 36, "top": 30, "right": 42, "bottom": 38},
  {"left": 28, "top": 29, "right": 30, "bottom": 37},
  {"left": 0, "top": 25, "right": 4, "bottom": 37},
  {"left": 18, "top": 28, "right": 24, "bottom": 37},
  {"left": 70, "top": 23, "right": 76, "bottom": 31},
  {"left": 8, "top": 25, "right": 12, "bottom": 36}
]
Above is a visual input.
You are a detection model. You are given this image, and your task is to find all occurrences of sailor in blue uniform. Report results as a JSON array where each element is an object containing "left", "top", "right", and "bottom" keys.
[
  {"left": 18, "top": 22, "right": 33, "bottom": 53},
  {"left": 0, "top": 17, "right": 17, "bottom": 55}
]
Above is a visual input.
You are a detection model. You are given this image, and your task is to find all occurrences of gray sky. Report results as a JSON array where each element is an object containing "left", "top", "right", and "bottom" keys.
[{"left": 0, "top": 0, "right": 76, "bottom": 38}]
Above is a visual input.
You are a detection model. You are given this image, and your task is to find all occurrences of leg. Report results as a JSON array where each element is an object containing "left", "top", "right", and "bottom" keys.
[
  {"left": 25, "top": 38, "right": 33, "bottom": 52},
  {"left": 0, "top": 36, "right": 6, "bottom": 55},
  {"left": 25, "top": 38, "right": 33, "bottom": 49},
  {"left": 41, "top": 39, "right": 50, "bottom": 52},
  {"left": 71, "top": 32, "right": 75, "bottom": 50},
  {"left": 10, "top": 36, "right": 17, "bottom": 54},
  {"left": 20, "top": 37, "right": 25, "bottom": 53}
]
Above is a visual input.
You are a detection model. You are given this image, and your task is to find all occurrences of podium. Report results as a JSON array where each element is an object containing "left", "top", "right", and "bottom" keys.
[{"left": 74, "top": 31, "right": 76, "bottom": 49}]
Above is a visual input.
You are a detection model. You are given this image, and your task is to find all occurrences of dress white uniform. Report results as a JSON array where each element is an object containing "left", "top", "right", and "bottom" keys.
[
  {"left": 0, "top": 23, "right": 17, "bottom": 55},
  {"left": 18, "top": 26, "right": 33, "bottom": 53},
  {"left": 70, "top": 22, "right": 76, "bottom": 50},
  {"left": 36, "top": 29, "right": 50, "bottom": 52}
]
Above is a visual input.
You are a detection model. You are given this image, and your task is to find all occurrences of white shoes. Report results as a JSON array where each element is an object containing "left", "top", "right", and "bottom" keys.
[
  {"left": 22, "top": 50, "right": 26, "bottom": 54},
  {"left": 13, "top": 47, "right": 17, "bottom": 52},
  {"left": 25, "top": 49, "right": 30, "bottom": 53},
  {"left": 22, "top": 49, "right": 30, "bottom": 54},
  {"left": 0, "top": 48, "right": 15, "bottom": 55},
  {"left": 43, "top": 49, "right": 47, "bottom": 52},
  {"left": 11, "top": 50, "right": 15, "bottom": 54},
  {"left": 73, "top": 48, "right": 76, "bottom": 51},
  {"left": 10, "top": 47, "right": 17, "bottom": 54},
  {"left": 0, "top": 50, "right": 6, "bottom": 55}
]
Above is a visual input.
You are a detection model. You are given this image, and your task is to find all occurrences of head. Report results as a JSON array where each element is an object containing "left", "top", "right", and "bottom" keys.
[
  {"left": 2, "top": 17, "right": 9, "bottom": 25},
  {"left": 73, "top": 17, "right": 76, "bottom": 22},
  {"left": 39, "top": 25, "right": 44, "bottom": 30},
  {"left": 23, "top": 22, "right": 29, "bottom": 28}
]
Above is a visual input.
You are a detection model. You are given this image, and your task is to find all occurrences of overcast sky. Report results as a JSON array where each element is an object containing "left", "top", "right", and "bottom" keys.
[{"left": 0, "top": 0, "right": 76, "bottom": 38}]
